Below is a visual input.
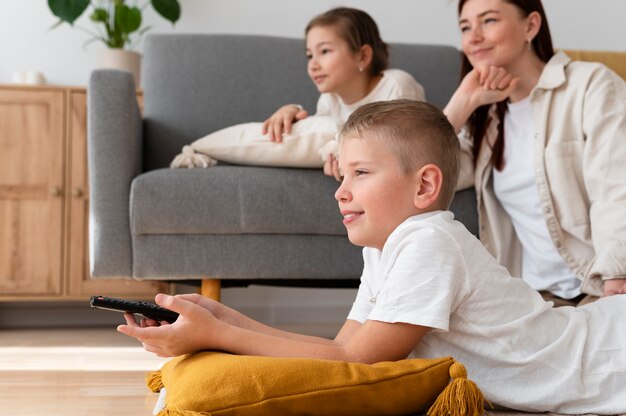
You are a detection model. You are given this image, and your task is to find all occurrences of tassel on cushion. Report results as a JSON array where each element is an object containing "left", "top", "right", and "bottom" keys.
[
  {"left": 170, "top": 145, "right": 217, "bottom": 169},
  {"left": 146, "top": 370, "right": 164, "bottom": 393},
  {"left": 427, "top": 361, "right": 488, "bottom": 416}
]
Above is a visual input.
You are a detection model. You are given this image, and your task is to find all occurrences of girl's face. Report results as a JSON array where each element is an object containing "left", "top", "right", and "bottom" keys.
[
  {"left": 335, "top": 136, "right": 418, "bottom": 250},
  {"left": 459, "top": 0, "right": 534, "bottom": 71},
  {"left": 306, "top": 25, "right": 365, "bottom": 98}
]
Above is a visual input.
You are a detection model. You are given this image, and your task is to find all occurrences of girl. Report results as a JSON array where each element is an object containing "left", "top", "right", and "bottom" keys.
[
  {"left": 261, "top": 7, "right": 425, "bottom": 179},
  {"left": 444, "top": 0, "right": 626, "bottom": 305}
]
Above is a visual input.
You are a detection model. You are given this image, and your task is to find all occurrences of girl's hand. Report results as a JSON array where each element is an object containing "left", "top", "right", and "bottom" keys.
[
  {"left": 262, "top": 104, "right": 308, "bottom": 142},
  {"left": 323, "top": 153, "right": 342, "bottom": 181},
  {"left": 117, "top": 294, "right": 223, "bottom": 357},
  {"left": 603, "top": 278, "right": 626, "bottom": 296}
]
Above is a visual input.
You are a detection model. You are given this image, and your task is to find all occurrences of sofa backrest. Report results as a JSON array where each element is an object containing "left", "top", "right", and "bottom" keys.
[{"left": 142, "top": 34, "right": 461, "bottom": 170}]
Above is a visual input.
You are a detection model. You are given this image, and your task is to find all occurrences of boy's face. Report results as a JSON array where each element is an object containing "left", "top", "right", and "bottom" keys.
[{"left": 335, "top": 136, "right": 420, "bottom": 250}]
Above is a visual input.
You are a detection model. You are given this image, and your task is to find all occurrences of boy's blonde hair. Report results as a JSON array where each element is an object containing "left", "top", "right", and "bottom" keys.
[{"left": 340, "top": 99, "right": 461, "bottom": 209}]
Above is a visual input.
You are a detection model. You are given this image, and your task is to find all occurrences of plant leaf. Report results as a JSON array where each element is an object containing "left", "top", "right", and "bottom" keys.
[
  {"left": 90, "top": 8, "right": 108, "bottom": 23},
  {"left": 48, "top": 0, "right": 90, "bottom": 24},
  {"left": 151, "top": 0, "right": 181, "bottom": 24},
  {"left": 115, "top": 5, "right": 142, "bottom": 34}
]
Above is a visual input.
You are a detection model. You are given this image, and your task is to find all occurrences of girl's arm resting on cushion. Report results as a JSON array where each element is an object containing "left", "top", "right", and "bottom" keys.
[{"left": 117, "top": 294, "right": 429, "bottom": 362}]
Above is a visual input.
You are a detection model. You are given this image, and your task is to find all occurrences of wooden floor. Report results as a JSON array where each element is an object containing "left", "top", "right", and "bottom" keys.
[
  {"left": 0, "top": 328, "right": 616, "bottom": 416},
  {"left": 0, "top": 323, "right": 339, "bottom": 416},
  {"left": 0, "top": 328, "right": 167, "bottom": 416}
]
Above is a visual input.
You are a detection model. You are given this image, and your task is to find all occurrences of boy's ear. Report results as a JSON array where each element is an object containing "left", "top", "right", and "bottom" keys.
[{"left": 413, "top": 164, "right": 443, "bottom": 210}]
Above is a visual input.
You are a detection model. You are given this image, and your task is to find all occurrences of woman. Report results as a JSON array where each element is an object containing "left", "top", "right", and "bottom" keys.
[{"left": 444, "top": 0, "right": 626, "bottom": 306}]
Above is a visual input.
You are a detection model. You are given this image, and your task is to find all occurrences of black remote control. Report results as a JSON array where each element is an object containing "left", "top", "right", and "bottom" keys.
[{"left": 89, "top": 295, "right": 179, "bottom": 323}]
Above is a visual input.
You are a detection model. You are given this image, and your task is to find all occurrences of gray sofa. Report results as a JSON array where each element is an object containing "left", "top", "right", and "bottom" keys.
[{"left": 88, "top": 34, "right": 477, "bottom": 294}]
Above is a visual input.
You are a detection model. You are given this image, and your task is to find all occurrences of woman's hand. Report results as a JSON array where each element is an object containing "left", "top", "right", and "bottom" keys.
[
  {"left": 117, "top": 294, "right": 225, "bottom": 357},
  {"left": 445, "top": 65, "right": 520, "bottom": 132},
  {"left": 323, "top": 153, "right": 342, "bottom": 181},
  {"left": 262, "top": 104, "right": 308, "bottom": 142},
  {"left": 460, "top": 66, "right": 520, "bottom": 108},
  {"left": 603, "top": 278, "right": 626, "bottom": 296}
]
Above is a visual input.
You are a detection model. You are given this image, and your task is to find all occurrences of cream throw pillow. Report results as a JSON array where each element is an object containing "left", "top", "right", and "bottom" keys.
[{"left": 170, "top": 116, "right": 340, "bottom": 169}]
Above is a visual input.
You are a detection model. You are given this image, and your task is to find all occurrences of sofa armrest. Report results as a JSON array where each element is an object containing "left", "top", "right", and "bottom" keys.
[{"left": 88, "top": 70, "right": 142, "bottom": 278}]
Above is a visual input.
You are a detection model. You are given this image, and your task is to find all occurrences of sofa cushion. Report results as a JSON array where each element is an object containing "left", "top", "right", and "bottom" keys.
[
  {"left": 130, "top": 169, "right": 478, "bottom": 238},
  {"left": 130, "top": 166, "right": 346, "bottom": 236},
  {"left": 146, "top": 351, "right": 456, "bottom": 416},
  {"left": 132, "top": 234, "right": 362, "bottom": 280}
]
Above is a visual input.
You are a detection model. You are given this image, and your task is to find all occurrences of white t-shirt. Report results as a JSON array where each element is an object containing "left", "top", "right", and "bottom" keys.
[
  {"left": 347, "top": 211, "right": 626, "bottom": 414},
  {"left": 492, "top": 98, "right": 581, "bottom": 299},
  {"left": 315, "top": 69, "right": 425, "bottom": 123}
]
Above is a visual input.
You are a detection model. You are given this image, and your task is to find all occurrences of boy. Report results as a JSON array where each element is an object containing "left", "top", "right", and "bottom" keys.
[{"left": 119, "top": 100, "right": 626, "bottom": 413}]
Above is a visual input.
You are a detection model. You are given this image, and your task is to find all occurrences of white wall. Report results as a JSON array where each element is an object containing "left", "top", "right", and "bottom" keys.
[
  {"left": 2, "top": 0, "right": 625, "bottom": 86},
  {"left": 3, "top": 0, "right": 625, "bottom": 328}
]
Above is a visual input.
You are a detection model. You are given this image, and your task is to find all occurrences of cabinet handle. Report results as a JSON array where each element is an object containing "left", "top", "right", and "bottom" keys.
[
  {"left": 50, "top": 186, "right": 62, "bottom": 197},
  {"left": 72, "top": 187, "right": 84, "bottom": 198}
]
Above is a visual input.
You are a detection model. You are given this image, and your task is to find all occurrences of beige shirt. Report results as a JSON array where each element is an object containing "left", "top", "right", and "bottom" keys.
[{"left": 457, "top": 51, "right": 626, "bottom": 296}]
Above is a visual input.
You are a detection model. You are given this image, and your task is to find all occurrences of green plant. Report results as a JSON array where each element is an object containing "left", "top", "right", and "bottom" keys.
[{"left": 48, "top": 0, "right": 181, "bottom": 49}]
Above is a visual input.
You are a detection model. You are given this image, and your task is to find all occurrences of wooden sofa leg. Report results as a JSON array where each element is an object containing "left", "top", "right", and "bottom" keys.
[{"left": 201, "top": 278, "right": 221, "bottom": 301}]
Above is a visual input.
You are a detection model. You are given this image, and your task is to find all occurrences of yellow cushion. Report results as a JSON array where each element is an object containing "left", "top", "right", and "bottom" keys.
[{"left": 146, "top": 352, "right": 455, "bottom": 416}]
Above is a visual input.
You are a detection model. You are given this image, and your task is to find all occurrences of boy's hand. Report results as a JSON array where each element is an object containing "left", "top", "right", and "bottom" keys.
[
  {"left": 173, "top": 293, "right": 223, "bottom": 316},
  {"left": 262, "top": 104, "right": 308, "bottom": 142},
  {"left": 136, "top": 293, "right": 223, "bottom": 327},
  {"left": 603, "top": 278, "right": 626, "bottom": 296},
  {"left": 117, "top": 294, "right": 223, "bottom": 357}
]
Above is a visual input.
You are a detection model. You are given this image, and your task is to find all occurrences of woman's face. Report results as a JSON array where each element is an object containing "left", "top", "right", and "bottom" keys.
[{"left": 459, "top": 0, "right": 533, "bottom": 70}]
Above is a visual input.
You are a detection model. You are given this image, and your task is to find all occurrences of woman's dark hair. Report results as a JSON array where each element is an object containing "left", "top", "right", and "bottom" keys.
[
  {"left": 306, "top": 7, "right": 389, "bottom": 76},
  {"left": 458, "top": 0, "right": 554, "bottom": 170}
]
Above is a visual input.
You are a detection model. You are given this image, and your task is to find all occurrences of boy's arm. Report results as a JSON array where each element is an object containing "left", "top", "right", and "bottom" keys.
[
  {"left": 217, "top": 319, "right": 428, "bottom": 364},
  {"left": 118, "top": 294, "right": 429, "bottom": 363},
  {"left": 137, "top": 293, "right": 338, "bottom": 346}
]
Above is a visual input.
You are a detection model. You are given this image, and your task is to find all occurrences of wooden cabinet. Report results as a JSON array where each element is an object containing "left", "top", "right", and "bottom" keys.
[
  {"left": 0, "top": 85, "right": 166, "bottom": 300},
  {"left": 0, "top": 87, "right": 64, "bottom": 296}
]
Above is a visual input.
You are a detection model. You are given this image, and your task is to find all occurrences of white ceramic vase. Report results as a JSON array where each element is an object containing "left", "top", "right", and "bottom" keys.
[{"left": 96, "top": 49, "right": 142, "bottom": 87}]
